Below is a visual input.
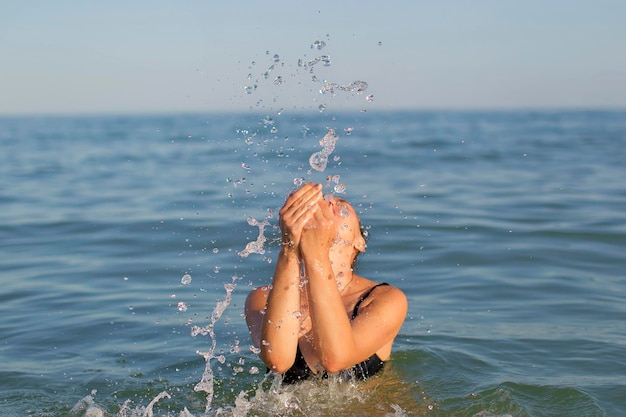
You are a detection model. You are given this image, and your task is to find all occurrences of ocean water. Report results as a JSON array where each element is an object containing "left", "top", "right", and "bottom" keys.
[{"left": 1, "top": 110, "right": 625, "bottom": 416}]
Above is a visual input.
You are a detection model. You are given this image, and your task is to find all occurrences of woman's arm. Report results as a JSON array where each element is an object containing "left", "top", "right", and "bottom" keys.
[
  {"left": 244, "top": 183, "right": 323, "bottom": 372},
  {"left": 300, "top": 200, "right": 407, "bottom": 373},
  {"left": 245, "top": 247, "right": 302, "bottom": 372}
]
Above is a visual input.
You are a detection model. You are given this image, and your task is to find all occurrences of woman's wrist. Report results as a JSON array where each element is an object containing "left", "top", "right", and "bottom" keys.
[{"left": 279, "top": 242, "right": 300, "bottom": 258}]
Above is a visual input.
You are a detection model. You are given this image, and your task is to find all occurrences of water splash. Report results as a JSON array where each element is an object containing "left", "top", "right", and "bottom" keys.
[
  {"left": 72, "top": 390, "right": 174, "bottom": 417},
  {"left": 190, "top": 276, "right": 238, "bottom": 413},
  {"left": 298, "top": 55, "right": 332, "bottom": 70},
  {"left": 70, "top": 390, "right": 104, "bottom": 417},
  {"left": 320, "top": 80, "right": 368, "bottom": 96},
  {"left": 220, "top": 374, "right": 411, "bottom": 417},
  {"left": 309, "top": 129, "right": 339, "bottom": 172},
  {"left": 142, "top": 391, "right": 172, "bottom": 417},
  {"left": 238, "top": 216, "right": 271, "bottom": 257}
]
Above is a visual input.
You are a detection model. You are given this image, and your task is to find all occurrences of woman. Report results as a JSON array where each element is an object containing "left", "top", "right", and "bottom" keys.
[{"left": 245, "top": 182, "right": 407, "bottom": 383}]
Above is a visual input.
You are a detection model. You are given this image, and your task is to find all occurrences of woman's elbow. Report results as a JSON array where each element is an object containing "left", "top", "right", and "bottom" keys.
[
  {"left": 260, "top": 352, "right": 294, "bottom": 374},
  {"left": 318, "top": 354, "right": 351, "bottom": 374},
  {"left": 321, "top": 361, "right": 345, "bottom": 374}
]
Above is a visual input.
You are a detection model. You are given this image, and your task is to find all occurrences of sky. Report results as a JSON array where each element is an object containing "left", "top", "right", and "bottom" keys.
[{"left": 1, "top": 0, "right": 625, "bottom": 115}]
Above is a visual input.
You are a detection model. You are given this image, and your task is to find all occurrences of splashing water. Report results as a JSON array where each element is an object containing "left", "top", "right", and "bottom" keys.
[
  {"left": 320, "top": 80, "right": 368, "bottom": 96},
  {"left": 190, "top": 276, "right": 238, "bottom": 413},
  {"left": 309, "top": 128, "right": 339, "bottom": 172},
  {"left": 238, "top": 216, "right": 271, "bottom": 257},
  {"left": 299, "top": 55, "right": 332, "bottom": 70}
]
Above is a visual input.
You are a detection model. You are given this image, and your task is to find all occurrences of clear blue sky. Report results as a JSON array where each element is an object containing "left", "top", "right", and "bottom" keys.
[{"left": 1, "top": 0, "right": 625, "bottom": 115}]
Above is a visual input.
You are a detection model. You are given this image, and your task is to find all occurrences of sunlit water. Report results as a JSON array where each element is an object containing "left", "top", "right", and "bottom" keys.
[{"left": 1, "top": 109, "right": 625, "bottom": 416}]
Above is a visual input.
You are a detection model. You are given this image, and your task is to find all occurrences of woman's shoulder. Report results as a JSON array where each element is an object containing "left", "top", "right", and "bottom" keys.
[
  {"left": 351, "top": 278, "right": 407, "bottom": 313},
  {"left": 354, "top": 277, "right": 405, "bottom": 296},
  {"left": 369, "top": 282, "right": 407, "bottom": 306},
  {"left": 350, "top": 280, "right": 408, "bottom": 347},
  {"left": 245, "top": 285, "right": 271, "bottom": 312}
]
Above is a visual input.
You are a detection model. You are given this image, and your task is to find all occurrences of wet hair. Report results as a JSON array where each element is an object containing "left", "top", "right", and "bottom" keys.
[
  {"left": 350, "top": 208, "right": 369, "bottom": 271},
  {"left": 351, "top": 220, "right": 368, "bottom": 270},
  {"left": 333, "top": 197, "right": 368, "bottom": 270}
]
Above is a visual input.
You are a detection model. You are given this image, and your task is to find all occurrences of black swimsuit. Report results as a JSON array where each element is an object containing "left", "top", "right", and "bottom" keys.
[{"left": 281, "top": 282, "right": 390, "bottom": 384}]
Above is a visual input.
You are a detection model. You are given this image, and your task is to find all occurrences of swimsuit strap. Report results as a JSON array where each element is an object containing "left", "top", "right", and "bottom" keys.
[{"left": 351, "top": 282, "right": 389, "bottom": 320}]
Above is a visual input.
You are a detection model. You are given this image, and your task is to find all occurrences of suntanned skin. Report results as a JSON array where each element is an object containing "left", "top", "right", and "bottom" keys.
[{"left": 245, "top": 182, "right": 407, "bottom": 375}]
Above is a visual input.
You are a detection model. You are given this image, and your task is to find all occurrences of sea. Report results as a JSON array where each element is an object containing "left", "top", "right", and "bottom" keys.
[{"left": 1, "top": 109, "right": 625, "bottom": 417}]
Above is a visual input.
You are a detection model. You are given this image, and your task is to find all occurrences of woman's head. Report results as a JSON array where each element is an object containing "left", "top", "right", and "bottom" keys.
[{"left": 325, "top": 195, "right": 367, "bottom": 268}]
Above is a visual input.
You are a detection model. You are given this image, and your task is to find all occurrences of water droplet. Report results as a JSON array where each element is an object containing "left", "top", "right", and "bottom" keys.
[
  {"left": 274, "top": 76, "right": 283, "bottom": 86},
  {"left": 181, "top": 274, "right": 192, "bottom": 285},
  {"left": 321, "top": 80, "right": 368, "bottom": 95},
  {"left": 309, "top": 151, "right": 328, "bottom": 171},
  {"left": 318, "top": 104, "right": 326, "bottom": 112},
  {"left": 292, "top": 311, "right": 303, "bottom": 319},
  {"left": 212, "top": 248, "right": 219, "bottom": 253},
  {"left": 273, "top": 54, "right": 280, "bottom": 63},
  {"left": 349, "top": 81, "right": 368, "bottom": 92},
  {"left": 177, "top": 301, "right": 188, "bottom": 312},
  {"left": 320, "top": 84, "right": 336, "bottom": 95},
  {"left": 249, "top": 366, "right": 260, "bottom": 374},
  {"left": 293, "top": 177, "right": 305, "bottom": 187},
  {"left": 238, "top": 216, "right": 270, "bottom": 257},
  {"left": 366, "top": 94, "right": 374, "bottom": 102},
  {"left": 311, "top": 40, "right": 326, "bottom": 50},
  {"left": 334, "top": 183, "right": 347, "bottom": 194},
  {"left": 308, "top": 129, "right": 338, "bottom": 172},
  {"left": 344, "top": 127, "right": 354, "bottom": 135},
  {"left": 307, "top": 55, "right": 331, "bottom": 68},
  {"left": 214, "top": 266, "right": 221, "bottom": 273}
]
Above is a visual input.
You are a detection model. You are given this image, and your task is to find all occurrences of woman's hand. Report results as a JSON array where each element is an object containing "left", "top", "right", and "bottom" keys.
[
  {"left": 299, "top": 196, "right": 337, "bottom": 256},
  {"left": 278, "top": 182, "right": 323, "bottom": 252}
]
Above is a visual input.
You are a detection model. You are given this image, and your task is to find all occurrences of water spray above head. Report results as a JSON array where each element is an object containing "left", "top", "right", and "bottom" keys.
[{"left": 309, "top": 128, "right": 339, "bottom": 172}]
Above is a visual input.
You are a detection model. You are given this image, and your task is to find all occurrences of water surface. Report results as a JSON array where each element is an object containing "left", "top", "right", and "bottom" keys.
[{"left": 1, "top": 110, "right": 625, "bottom": 416}]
